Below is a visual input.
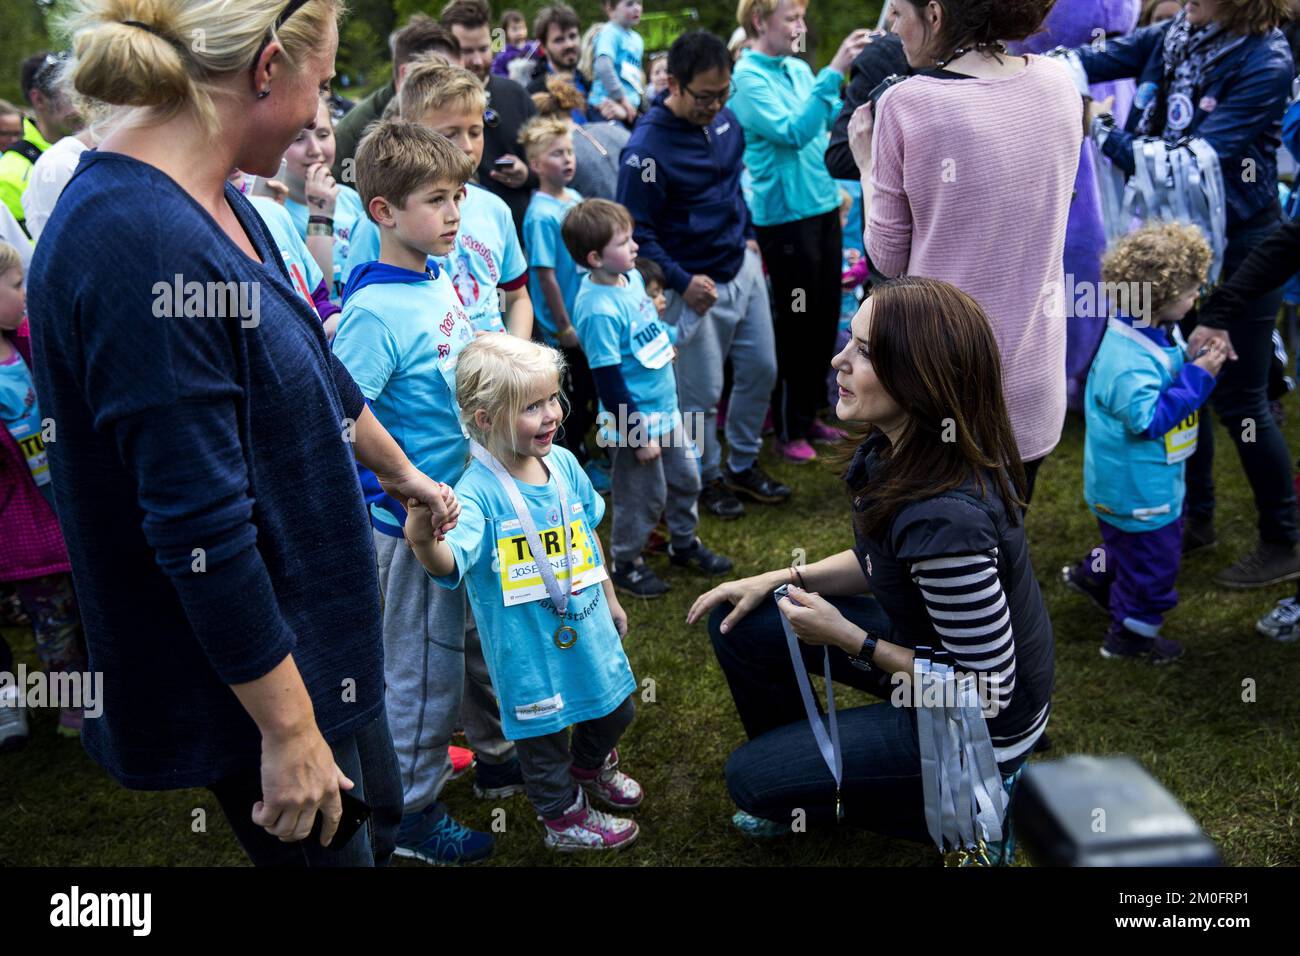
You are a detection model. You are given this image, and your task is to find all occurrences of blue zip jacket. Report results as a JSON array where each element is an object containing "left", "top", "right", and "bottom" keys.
[
  {"left": 340, "top": 259, "right": 449, "bottom": 535},
  {"left": 1083, "top": 315, "right": 1216, "bottom": 532},
  {"left": 1074, "top": 19, "right": 1293, "bottom": 231},
  {"left": 729, "top": 48, "right": 844, "bottom": 227},
  {"left": 616, "top": 91, "right": 755, "bottom": 295}
]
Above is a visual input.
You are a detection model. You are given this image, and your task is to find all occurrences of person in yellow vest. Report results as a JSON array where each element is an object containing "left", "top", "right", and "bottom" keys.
[{"left": 0, "top": 53, "right": 81, "bottom": 235}]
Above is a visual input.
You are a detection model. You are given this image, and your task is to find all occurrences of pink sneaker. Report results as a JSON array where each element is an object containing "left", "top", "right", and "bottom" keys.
[
  {"left": 541, "top": 789, "right": 639, "bottom": 852},
  {"left": 808, "top": 418, "right": 847, "bottom": 444},
  {"left": 448, "top": 744, "right": 475, "bottom": 779},
  {"left": 571, "top": 747, "right": 643, "bottom": 809},
  {"left": 776, "top": 438, "right": 817, "bottom": 464}
]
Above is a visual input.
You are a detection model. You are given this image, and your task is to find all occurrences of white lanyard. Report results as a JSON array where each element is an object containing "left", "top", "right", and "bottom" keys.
[
  {"left": 773, "top": 588, "right": 844, "bottom": 821},
  {"left": 469, "top": 442, "right": 572, "bottom": 614}
]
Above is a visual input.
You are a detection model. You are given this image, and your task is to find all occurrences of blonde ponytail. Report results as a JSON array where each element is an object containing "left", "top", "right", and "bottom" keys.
[{"left": 62, "top": 0, "right": 344, "bottom": 137}]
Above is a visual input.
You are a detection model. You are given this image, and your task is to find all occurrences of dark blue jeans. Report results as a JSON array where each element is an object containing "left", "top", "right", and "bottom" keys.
[
  {"left": 710, "top": 594, "right": 935, "bottom": 841},
  {"left": 1185, "top": 211, "right": 1297, "bottom": 546},
  {"left": 209, "top": 705, "right": 403, "bottom": 866}
]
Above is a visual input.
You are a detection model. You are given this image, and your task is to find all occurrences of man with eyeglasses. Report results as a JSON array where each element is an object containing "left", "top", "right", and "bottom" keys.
[
  {"left": 617, "top": 30, "right": 790, "bottom": 520},
  {"left": 0, "top": 52, "right": 82, "bottom": 236}
]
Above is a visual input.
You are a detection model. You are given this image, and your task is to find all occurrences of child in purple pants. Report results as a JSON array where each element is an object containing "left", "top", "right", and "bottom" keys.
[{"left": 1062, "top": 223, "right": 1226, "bottom": 663}]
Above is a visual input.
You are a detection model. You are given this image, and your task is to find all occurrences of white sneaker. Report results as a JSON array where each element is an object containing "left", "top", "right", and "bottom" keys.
[
  {"left": 540, "top": 788, "right": 639, "bottom": 852},
  {"left": 1257, "top": 597, "right": 1300, "bottom": 642},
  {"left": 0, "top": 683, "right": 30, "bottom": 753}
]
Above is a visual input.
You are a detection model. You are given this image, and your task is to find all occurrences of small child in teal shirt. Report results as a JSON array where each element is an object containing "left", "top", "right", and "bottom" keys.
[
  {"left": 562, "top": 198, "right": 732, "bottom": 598},
  {"left": 404, "top": 334, "right": 642, "bottom": 853},
  {"left": 1063, "top": 223, "right": 1226, "bottom": 664},
  {"left": 588, "top": 0, "right": 645, "bottom": 125}
]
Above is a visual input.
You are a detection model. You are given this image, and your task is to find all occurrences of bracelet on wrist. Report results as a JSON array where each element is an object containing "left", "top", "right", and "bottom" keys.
[
  {"left": 308, "top": 215, "right": 334, "bottom": 226},
  {"left": 307, "top": 222, "right": 334, "bottom": 237}
]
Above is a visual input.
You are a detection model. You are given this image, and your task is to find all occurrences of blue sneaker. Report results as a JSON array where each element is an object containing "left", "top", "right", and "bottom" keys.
[
  {"left": 731, "top": 810, "right": 787, "bottom": 838},
  {"left": 584, "top": 458, "right": 611, "bottom": 495},
  {"left": 393, "top": 804, "right": 494, "bottom": 865},
  {"left": 473, "top": 756, "right": 527, "bottom": 800}
]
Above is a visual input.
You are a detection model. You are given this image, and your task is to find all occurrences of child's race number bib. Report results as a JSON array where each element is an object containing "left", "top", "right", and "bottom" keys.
[
  {"left": 1163, "top": 411, "right": 1198, "bottom": 464},
  {"left": 495, "top": 503, "right": 608, "bottom": 606},
  {"left": 630, "top": 312, "right": 673, "bottom": 369},
  {"left": 10, "top": 424, "right": 50, "bottom": 487}
]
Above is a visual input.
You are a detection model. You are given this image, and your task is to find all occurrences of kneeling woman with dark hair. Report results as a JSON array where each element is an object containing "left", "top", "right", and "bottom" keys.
[{"left": 688, "top": 276, "right": 1054, "bottom": 854}]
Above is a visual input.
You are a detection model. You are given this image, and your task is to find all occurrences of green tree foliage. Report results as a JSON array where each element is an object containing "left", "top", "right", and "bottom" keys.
[{"left": 0, "top": 0, "right": 52, "bottom": 106}]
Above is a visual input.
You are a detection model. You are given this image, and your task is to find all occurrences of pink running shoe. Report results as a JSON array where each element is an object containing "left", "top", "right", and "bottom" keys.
[
  {"left": 571, "top": 747, "right": 643, "bottom": 809},
  {"left": 542, "top": 789, "right": 639, "bottom": 852},
  {"left": 808, "top": 418, "right": 847, "bottom": 444},
  {"left": 775, "top": 438, "right": 817, "bottom": 464},
  {"left": 448, "top": 744, "right": 475, "bottom": 779}
]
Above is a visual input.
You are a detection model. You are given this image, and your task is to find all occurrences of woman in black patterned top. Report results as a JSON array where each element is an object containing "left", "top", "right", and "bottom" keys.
[{"left": 688, "top": 276, "right": 1055, "bottom": 840}]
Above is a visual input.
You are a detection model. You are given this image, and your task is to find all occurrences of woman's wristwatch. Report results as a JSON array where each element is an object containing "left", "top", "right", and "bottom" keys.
[{"left": 849, "top": 628, "right": 878, "bottom": 671}]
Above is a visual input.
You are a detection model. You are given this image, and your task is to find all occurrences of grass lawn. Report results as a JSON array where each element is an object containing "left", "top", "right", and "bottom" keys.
[{"left": 2, "top": 413, "right": 1298, "bottom": 867}]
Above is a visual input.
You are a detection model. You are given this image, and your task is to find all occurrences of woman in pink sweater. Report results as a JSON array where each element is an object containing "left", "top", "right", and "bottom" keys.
[{"left": 850, "top": 0, "right": 1083, "bottom": 497}]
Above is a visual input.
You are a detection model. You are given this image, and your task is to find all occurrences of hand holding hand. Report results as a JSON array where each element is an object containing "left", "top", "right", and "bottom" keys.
[
  {"left": 1187, "top": 324, "right": 1237, "bottom": 362},
  {"left": 1193, "top": 336, "right": 1229, "bottom": 376},
  {"left": 683, "top": 274, "right": 717, "bottom": 315}
]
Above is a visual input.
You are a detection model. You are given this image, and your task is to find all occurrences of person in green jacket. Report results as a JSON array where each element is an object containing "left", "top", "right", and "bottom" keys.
[
  {"left": 0, "top": 52, "right": 81, "bottom": 235},
  {"left": 729, "top": 0, "right": 869, "bottom": 464},
  {"left": 330, "top": 16, "right": 461, "bottom": 184}
]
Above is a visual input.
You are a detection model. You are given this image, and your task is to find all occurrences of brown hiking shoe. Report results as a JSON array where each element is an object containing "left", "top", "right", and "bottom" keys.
[{"left": 1214, "top": 542, "right": 1300, "bottom": 589}]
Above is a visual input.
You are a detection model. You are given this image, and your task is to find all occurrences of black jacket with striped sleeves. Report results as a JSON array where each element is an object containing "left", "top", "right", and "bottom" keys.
[{"left": 847, "top": 434, "right": 1055, "bottom": 772}]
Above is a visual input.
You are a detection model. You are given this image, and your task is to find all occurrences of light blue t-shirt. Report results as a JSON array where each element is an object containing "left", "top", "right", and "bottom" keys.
[
  {"left": 572, "top": 270, "right": 679, "bottom": 439},
  {"left": 433, "top": 445, "right": 636, "bottom": 739},
  {"left": 0, "top": 350, "right": 49, "bottom": 492},
  {"left": 249, "top": 196, "right": 326, "bottom": 312},
  {"left": 589, "top": 22, "right": 644, "bottom": 110},
  {"left": 523, "top": 188, "right": 583, "bottom": 345},
  {"left": 342, "top": 184, "right": 526, "bottom": 333},
  {"left": 285, "top": 185, "right": 367, "bottom": 303},
  {"left": 331, "top": 264, "right": 476, "bottom": 532}
]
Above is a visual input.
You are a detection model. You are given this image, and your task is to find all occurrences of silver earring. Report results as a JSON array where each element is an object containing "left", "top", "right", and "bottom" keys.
[{"left": 257, "top": 89, "right": 270, "bottom": 99}]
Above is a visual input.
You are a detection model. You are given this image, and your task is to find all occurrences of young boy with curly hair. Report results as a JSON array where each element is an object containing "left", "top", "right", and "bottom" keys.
[{"left": 1062, "top": 222, "right": 1228, "bottom": 664}]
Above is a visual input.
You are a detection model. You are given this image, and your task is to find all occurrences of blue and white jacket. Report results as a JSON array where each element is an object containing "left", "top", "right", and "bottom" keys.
[{"left": 1083, "top": 315, "right": 1217, "bottom": 532}]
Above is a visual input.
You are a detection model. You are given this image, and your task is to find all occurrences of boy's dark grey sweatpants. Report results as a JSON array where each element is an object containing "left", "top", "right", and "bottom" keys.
[
  {"left": 374, "top": 530, "right": 515, "bottom": 814},
  {"left": 608, "top": 425, "right": 701, "bottom": 565},
  {"left": 514, "top": 694, "right": 636, "bottom": 818}
]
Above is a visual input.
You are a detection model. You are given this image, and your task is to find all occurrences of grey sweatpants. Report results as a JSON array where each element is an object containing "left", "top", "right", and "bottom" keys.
[
  {"left": 514, "top": 694, "right": 636, "bottom": 818},
  {"left": 665, "top": 247, "right": 776, "bottom": 483},
  {"left": 374, "top": 530, "right": 515, "bottom": 814},
  {"left": 608, "top": 425, "right": 701, "bottom": 565}
]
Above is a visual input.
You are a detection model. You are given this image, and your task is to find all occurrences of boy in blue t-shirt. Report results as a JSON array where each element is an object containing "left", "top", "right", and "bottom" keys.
[
  {"left": 341, "top": 61, "right": 532, "bottom": 338},
  {"left": 1062, "top": 223, "right": 1226, "bottom": 665},
  {"left": 331, "top": 118, "right": 507, "bottom": 865},
  {"left": 588, "top": 0, "right": 644, "bottom": 126},
  {"left": 562, "top": 198, "right": 732, "bottom": 598},
  {"left": 519, "top": 115, "right": 605, "bottom": 476}
]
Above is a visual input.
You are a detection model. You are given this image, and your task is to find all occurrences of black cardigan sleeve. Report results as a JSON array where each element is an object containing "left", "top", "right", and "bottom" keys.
[
  {"left": 1197, "top": 217, "right": 1300, "bottom": 330},
  {"left": 825, "top": 33, "right": 912, "bottom": 181}
]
